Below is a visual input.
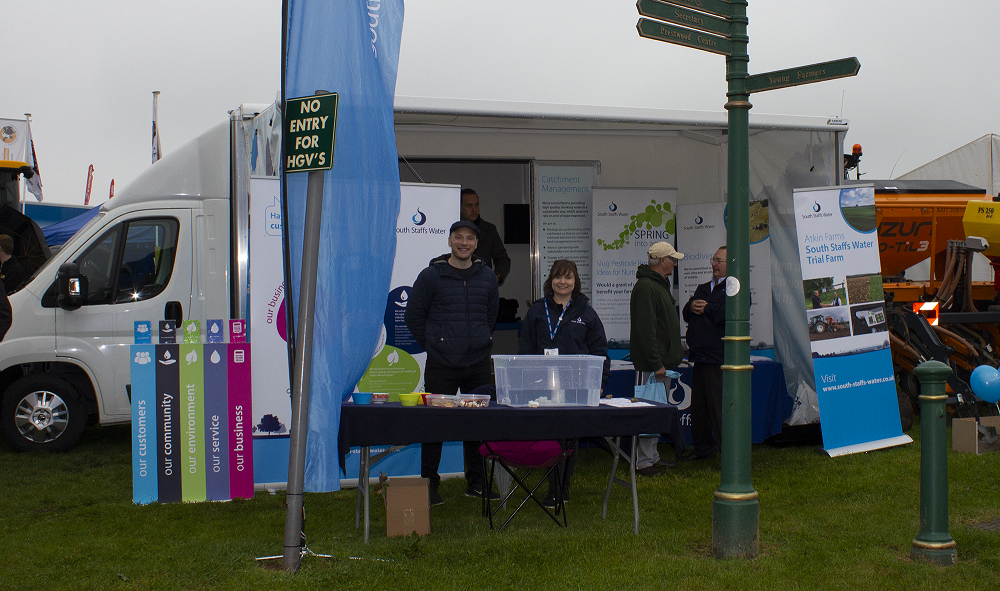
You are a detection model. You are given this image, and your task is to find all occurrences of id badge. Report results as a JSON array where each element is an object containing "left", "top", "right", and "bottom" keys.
[{"left": 544, "top": 348, "right": 559, "bottom": 356}]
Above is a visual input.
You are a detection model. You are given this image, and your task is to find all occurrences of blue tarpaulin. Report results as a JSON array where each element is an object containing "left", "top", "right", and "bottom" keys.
[
  {"left": 42, "top": 205, "right": 101, "bottom": 246},
  {"left": 284, "top": 0, "right": 404, "bottom": 492}
]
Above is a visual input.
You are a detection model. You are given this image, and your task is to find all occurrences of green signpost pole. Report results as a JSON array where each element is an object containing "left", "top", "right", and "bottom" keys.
[
  {"left": 713, "top": 0, "right": 758, "bottom": 559},
  {"left": 634, "top": 0, "right": 859, "bottom": 560}
]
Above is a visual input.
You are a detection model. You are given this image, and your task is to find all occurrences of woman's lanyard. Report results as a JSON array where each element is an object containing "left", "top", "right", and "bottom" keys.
[{"left": 544, "top": 298, "right": 571, "bottom": 341}]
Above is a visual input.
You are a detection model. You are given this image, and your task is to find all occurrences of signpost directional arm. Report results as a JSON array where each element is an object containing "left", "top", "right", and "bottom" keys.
[
  {"left": 640, "top": 0, "right": 732, "bottom": 20},
  {"left": 637, "top": 0, "right": 732, "bottom": 37},
  {"left": 636, "top": 18, "right": 732, "bottom": 56},
  {"left": 747, "top": 57, "right": 860, "bottom": 93}
]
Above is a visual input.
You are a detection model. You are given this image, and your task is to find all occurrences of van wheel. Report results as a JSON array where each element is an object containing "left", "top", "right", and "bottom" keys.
[{"left": 1, "top": 375, "right": 87, "bottom": 452}]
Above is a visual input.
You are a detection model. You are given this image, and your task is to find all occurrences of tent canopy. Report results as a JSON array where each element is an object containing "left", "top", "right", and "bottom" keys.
[
  {"left": 41, "top": 205, "right": 101, "bottom": 247},
  {"left": 899, "top": 134, "right": 1000, "bottom": 196}
]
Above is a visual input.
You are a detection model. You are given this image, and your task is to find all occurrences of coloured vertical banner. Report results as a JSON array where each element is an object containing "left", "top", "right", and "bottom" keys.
[
  {"left": 591, "top": 188, "right": 677, "bottom": 345},
  {"left": 131, "top": 342, "right": 157, "bottom": 504},
  {"left": 249, "top": 177, "right": 290, "bottom": 439},
  {"left": 676, "top": 201, "right": 774, "bottom": 350},
  {"left": 130, "top": 322, "right": 253, "bottom": 504},
  {"left": 179, "top": 342, "right": 206, "bottom": 502},
  {"left": 793, "top": 186, "right": 911, "bottom": 455},
  {"left": 533, "top": 163, "right": 596, "bottom": 299}
]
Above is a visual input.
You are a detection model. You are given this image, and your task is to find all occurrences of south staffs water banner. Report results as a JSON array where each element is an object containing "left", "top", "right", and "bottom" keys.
[
  {"left": 676, "top": 201, "right": 774, "bottom": 351},
  {"left": 792, "top": 186, "right": 911, "bottom": 455},
  {"left": 131, "top": 320, "right": 253, "bottom": 504}
]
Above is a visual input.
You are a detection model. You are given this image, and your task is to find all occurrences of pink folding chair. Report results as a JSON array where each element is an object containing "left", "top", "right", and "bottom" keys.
[{"left": 479, "top": 440, "right": 574, "bottom": 529}]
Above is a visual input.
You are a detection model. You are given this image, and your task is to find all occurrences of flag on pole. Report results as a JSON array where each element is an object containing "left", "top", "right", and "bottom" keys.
[
  {"left": 25, "top": 119, "right": 43, "bottom": 201},
  {"left": 84, "top": 164, "right": 94, "bottom": 206},
  {"left": 152, "top": 91, "right": 162, "bottom": 164},
  {"left": 0, "top": 118, "right": 28, "bottom": 162},
  {"left": 285, "top": 0, "right": 405, "bottom": 492},
  {"left": 109, "top": 179, "right": 115, "bottom": 200}
]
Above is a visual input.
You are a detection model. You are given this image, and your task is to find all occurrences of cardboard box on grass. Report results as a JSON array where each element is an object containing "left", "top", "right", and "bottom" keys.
[
  {"left": 384, "top": 476, "right": 430, "bottom": 537},
  {"left": 953, "top": 416, "right": 1000, "bottom": 455}
]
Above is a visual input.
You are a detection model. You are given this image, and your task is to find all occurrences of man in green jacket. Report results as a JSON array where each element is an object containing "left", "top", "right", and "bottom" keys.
[{"left": 629, "top": 241, "right": 684, "bottom": 477}]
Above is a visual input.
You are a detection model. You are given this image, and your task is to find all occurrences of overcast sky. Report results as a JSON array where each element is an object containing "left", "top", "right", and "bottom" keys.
[{"left": 8, "top": 0, "right": 1000, "bottom": 206}]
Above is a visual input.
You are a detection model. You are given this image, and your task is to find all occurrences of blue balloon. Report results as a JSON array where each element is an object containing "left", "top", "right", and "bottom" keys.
[{"left": 970, "top": 365, "right": 1000, "bottom": 404}]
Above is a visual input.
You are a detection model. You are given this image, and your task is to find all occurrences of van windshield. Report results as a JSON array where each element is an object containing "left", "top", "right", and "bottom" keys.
[{"left": 30, "top": 211, "right": 107, "bottom": 286}]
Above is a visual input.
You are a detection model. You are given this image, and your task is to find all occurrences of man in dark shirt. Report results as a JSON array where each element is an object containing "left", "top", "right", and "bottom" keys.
[
  {"left": 405, "top": 220, "right": 500, "bottom": 505},
  {"left": 811, "top": 290, "right": 823, "bottom": 309},
  {"left": 682, "top": 246, "right": 727, "bottom": 461},
  {"left": 460, "top": 188, "right": 511, "bottom": 286},
  {"left": 0, "top": 234, "right": 26, "bottom": 294}
]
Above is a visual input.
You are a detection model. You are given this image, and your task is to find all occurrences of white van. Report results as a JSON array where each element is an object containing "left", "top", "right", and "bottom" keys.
[{"left": 0, "top": 105, "right": 273, "bottom": 452}]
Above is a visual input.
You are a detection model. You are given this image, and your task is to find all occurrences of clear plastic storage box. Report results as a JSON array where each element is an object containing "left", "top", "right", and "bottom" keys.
[{"left": 492, "top": 354, "right": 603, "bottom": 407}]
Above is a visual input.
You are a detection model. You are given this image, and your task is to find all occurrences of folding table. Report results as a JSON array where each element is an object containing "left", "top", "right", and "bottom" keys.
[{"left": 338, "top": 400, "right": 682, "bottom": 541}]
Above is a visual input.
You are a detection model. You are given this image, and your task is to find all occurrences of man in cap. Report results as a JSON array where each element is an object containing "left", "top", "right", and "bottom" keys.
[
  {"left": 629, "top": 241, "right": 685, "bottom": 477},
  {"left": 405, "top": 220, "right": 500, "bottom": 505}
]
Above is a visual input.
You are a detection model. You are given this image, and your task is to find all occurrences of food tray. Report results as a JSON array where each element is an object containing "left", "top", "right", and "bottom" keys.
[
  {"left": 424, "top": 394, "right": 460, "bottom": 408},
  {"left": 456, "top": 393, "right": 490, "bottom": 408}
]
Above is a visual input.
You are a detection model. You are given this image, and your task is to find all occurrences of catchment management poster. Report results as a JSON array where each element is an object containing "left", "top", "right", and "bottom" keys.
[{"left": 793, "top": 185, "right": 911, "bottom": 455}]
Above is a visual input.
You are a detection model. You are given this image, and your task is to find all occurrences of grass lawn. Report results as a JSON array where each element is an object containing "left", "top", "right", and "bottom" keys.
[{"left": 2, "top": 418, "right": 998, "bottom": 590}]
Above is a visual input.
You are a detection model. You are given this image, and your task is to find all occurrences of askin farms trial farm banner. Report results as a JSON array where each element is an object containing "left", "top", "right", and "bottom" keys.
[{"left": 793, "top": 185, "right": 910, "bottom": 456}]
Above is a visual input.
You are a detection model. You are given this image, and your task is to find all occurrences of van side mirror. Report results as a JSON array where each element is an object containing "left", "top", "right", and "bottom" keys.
[{"left": 57, "top": 263, "right": 87, "bottom": 311}]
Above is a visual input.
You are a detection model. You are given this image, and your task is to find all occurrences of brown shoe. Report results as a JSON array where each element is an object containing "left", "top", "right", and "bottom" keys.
[
  {"left": 654, "top": 460, "right": 677, "bottom": 470},
  {"left": 636, "top": 466, "right": 662, "bottom": 477}
]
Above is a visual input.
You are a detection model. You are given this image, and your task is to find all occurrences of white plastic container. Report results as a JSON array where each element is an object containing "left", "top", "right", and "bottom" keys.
[{"left": 492, "top": 354, "right": 603, "bottom": 407}]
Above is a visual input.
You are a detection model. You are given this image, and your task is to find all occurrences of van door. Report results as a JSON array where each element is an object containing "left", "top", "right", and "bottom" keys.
[{"left": 55, "top": 211, "right": 192, "bottom": 420}]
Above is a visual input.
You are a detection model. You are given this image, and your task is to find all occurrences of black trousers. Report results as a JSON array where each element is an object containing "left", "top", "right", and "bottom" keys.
[
  {"left": 691, "top": 362, "right": 723, "bottom": 457},
  {"left": 547, "top": 438, "right": 577, "bottom": 498},
  {"left": 420, "top": 356, "right": 494, "bottom": 490}
]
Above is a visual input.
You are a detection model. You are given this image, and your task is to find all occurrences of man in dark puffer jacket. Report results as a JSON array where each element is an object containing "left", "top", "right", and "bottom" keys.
[{"left": 405, "top": 220, "right": 499, "bottom": 505}]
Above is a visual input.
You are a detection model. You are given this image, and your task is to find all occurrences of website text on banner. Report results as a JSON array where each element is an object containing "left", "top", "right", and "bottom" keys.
[{"left": 792, "top": 186, "right": 909, "bottom": 455}]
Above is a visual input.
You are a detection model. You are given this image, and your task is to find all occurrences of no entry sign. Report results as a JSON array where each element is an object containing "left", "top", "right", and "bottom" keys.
[{"left": 284, "top": 93, "right": 338, "bottom": 173}]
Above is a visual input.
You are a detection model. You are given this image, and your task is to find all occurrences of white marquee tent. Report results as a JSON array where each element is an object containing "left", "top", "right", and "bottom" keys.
[{"left": 899, "top": 133, "right": 1000, "bottom": 196}]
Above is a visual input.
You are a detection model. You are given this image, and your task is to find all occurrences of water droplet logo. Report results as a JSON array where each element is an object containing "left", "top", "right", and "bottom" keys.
[
  {"left": 813, "top": 202, "right": 822, "bottom": 212},
  {"left": 609, "top": 202, "right": 618, "bottom": 212},
  {"left": 694, "top": 215, "right": 703, "bottom": 225},
  {"left": 210, "top": 350, "right": 222, "bottom": 364},
  {"left": 412, "top": 208, "right": 427, "bottom": 226},
  {"left": 158, "top": 350, "right": 177, "bottom": 365},
  {"left": 395, "top": 288, "right": 409, "bottom": 308}
]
